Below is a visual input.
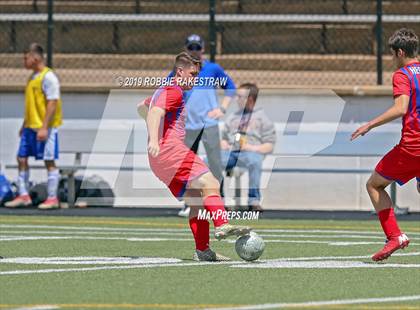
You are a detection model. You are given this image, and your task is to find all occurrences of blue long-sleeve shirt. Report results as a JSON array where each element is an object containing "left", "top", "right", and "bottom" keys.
[{"left": 168, "top": 59, "right": 236, "bottom": 130}]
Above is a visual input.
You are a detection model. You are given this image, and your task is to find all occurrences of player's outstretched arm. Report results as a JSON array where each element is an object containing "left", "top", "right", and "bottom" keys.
[
  {"left": 146, "top": 106, "right": 165, "bottom": 157},
  {"left": 208, "top": 64, "right": 236, "bottom": 119},
  {"left": 351, "top": 95, "right": 409, "bottom": 141},
  {"left": 137, "top": 97, "right": 152, "bottom": 120},
  {"left": 137, "top": 100, "right": 148, "bottom": 120}
]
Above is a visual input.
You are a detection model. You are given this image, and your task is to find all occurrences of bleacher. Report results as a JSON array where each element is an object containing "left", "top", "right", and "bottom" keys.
[
  {"left": 1, "top": 0, "right": 420, "bottom": 89},
  {"left": 2, "top": 0, "right": 420, "bottom": 15}
]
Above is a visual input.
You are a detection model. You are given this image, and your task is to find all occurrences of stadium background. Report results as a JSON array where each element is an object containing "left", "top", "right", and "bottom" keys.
[{"left": 0, "top": 0, "right": 419, "bottom": 210}]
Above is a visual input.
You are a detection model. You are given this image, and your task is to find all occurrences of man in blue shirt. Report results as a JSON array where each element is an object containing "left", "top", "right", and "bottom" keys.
[{"left": 171, "top": 34, "right": 236, "bottom": 216}]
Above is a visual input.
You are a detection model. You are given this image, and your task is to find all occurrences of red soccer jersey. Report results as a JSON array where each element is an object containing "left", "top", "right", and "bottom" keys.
[
  {"left": 146, "top": 85, "right": 209, "bottom": 198},
  {"left": 392, "top": 61, "right": 420, "bottom": 156},
  {"left": 148, "top": 85, "right": 186, "bottom": 144}
]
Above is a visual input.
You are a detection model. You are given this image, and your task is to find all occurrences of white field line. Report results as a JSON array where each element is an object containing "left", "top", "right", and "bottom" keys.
[
  {"left": 2, "top": 224, "right": 420, "bottom": 236},
  {"left": 4, "top": 230, "right": 419, "bottom": 241},
  {"left": 0, "top": 224, "right": 191, "bottom": 232},
  {"left": 0, "top": 260, "right": 242, "bottom": 276},
  {"left": 232, "top": 260, "right": 420, "bottom": 269},
  {"left": 203, "top": 295, "right": 420, "bottom": 310},
  {"left": 2, "top": 251, "right": 420, "bottom": 276},
  {"left": 259, "top": 251, "right": 420, "bottom": 262},
  {"left": 0, "top": 224, "right": 193, "bottom": 233},
  {"left": 261, "top": 240, "right": 382, "bottom": 245},
  {"left": 259, "top": 234, "right": 411, "bottom": 240},
  {"left": 0, "top": 236, "right": 191, "bottom": 242},
  {"left": 3, "top": 252, "right": 419, "bottom": 265},
  {"left": 255, "top": 229, "right": 420, "bottom": 236},
  {"left": 224, "top": 239, "right": 419, "bottom": 246},
  {"left": 259, "top": 234, "right": 420, "bottom": 240},
  {"left": 0, "top": 256, "right": 182, "bottom": 265},
  {"left": 1, "top": 235, "right": 419, "bottom": 246},
  {"left": 10, "top": 306, "right": 60, "bottom": 310},
  {"left": 0, "top": 230, "right": 192, "bottom": 236},
  {"left": 240, "top": 252, "right": 420, "bottom": 268}
]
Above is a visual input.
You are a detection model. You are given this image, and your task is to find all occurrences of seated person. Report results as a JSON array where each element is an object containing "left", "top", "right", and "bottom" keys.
[{"left": 220, "top": 83, "right": 276, "bottom": 211}]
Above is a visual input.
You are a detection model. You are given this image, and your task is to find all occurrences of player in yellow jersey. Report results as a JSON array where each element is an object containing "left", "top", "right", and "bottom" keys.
[{"left": 5, "top": 43, "right": 62, "bottom": 210}]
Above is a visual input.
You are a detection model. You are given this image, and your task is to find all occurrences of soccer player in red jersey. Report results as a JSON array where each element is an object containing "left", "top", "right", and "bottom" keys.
[
  {"left": 352, "top": 28, "right": 420, "bottom": 261},
  {"left": 138, "top": 52, "right": 251, "bottom": 261}
]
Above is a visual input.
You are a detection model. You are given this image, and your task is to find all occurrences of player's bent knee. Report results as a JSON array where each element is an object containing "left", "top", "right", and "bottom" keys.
[
  {"left": 367, "top": 172, "right": 391, "bottom": 192},
  {"left": 17, "top": 156, "right": 27, "bottom": 164},
  {"left": 366, "top": 179, "right": 385, "bottom": 192},
  {"left": 17, "top": 157, "right": 28, "bottom": 169},
  {"left": 44, "top": 160, "right": 56, "bottom": 170},
  {"left": 198, "top": 172, "right": 220, "bottom": 189},
  {"left": 366, "top": 179, "right": 374, "bottom": 192},
  {"left": 194, "top": 173, "right": 220, "bottom": 197}
]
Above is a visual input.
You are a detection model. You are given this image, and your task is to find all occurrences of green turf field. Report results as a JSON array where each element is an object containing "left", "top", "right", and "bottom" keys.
[{"left": 0, "top": 215, "right": 419, "bottom": 310}]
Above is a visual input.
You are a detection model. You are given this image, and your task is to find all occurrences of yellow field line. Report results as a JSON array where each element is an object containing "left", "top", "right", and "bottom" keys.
[
  {"left": 304, "top": 305, "right": 419, "bottom": 309},
  {"left": 0, "top": 303, "right": 241, "bottom": 309},
  {"left": 1, "top": 217, "right": 419, "bottom": 232},
  {"left": 0, "top": 304, "right": 418, "bottom": 310}
]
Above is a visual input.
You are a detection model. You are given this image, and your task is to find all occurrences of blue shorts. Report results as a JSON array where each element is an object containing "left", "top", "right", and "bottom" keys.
[{"left": 17, "top": 128, "right": 59, "bottom": 160}]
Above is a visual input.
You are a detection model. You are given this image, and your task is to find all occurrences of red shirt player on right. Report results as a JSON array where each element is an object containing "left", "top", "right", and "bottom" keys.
[{"left": 352, "top": 28, "right": 420, "bottom": 261}]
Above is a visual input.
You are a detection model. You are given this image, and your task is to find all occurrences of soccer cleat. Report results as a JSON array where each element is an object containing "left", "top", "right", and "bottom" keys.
[
  {"left": 193, "top": 248, "right": 231, "bottom": 262},
  {"left": 214, "top": 223, "right": 252, "bottom": 241},
  {"left": 4, "top": 194, "right": 32, "bottom": 208},
  {"left": 38, "top": 197, "right": 60, "bottom": 210},
  {"left": 372, "top": 233, "right": 410, "bottom": 262},
  {"left": 177, "top": 205, "right": 191, "bottom": 218}
]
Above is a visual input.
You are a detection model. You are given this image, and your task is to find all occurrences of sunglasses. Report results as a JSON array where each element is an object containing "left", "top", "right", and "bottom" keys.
[{"left": 187, "top": 44, "right": 202, "bottom": 51}]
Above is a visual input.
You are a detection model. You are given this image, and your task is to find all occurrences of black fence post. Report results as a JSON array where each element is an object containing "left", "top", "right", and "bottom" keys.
[
  {"left": 33, "top": 0, "right": 39, "bottom": 13},
  {"left": 10, "top": 21, "right": 16, "bottom": 52},
  {"left": 135, "top": 0, "right": 141, "bottom": 14},
  {"left": 209, "top": 0, "right": 217, "bottom": 62},
  {"left": 342, "top": 0, "right": 348, "bottom": 14},
  {"left": 47, "top": 0, "right": 54, "bottom": 67},
  {"left": 390, "top": 182, "right": 397, "bottom": 206},
  {"left": 376, "top": 0, "right": 383, "bottom": 85},
  {"left": 112, "top": 23, "right": 120, "bottom": 52}
]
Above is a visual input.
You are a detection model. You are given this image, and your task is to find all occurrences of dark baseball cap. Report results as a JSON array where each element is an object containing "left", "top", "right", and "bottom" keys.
[{"left": 185, "top": 34, "right": 204, "bottom": 50}]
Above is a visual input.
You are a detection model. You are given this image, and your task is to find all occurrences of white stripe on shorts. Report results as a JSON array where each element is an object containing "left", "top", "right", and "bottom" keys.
[{"left": 43, "top": 128, "right": 58, "bottom": 160}]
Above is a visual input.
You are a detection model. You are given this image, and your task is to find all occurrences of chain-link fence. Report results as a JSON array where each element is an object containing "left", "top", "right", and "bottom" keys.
[{"left": 1, "top": 0, "right": 420, "bottom": 90}]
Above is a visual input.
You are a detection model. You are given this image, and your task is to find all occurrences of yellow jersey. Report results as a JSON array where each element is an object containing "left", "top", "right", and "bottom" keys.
[{"left": 24, "top": 67, "right": 62, "bottom": 128}]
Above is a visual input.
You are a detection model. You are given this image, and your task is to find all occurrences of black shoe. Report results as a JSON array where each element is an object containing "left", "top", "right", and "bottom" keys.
[{"left": 249, "top": 202, "right": 263, "bottom": 213}]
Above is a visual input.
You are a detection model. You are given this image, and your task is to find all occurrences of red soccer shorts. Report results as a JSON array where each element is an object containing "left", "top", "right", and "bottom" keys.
[
  {"left": 375, "top": 145, "right": 420, "bottom": 185},
  {"left": 149, "top": 141, "right": 209, "bottom": 199}
]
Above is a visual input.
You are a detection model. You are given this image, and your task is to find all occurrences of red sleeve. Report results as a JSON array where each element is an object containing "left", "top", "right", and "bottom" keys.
[
  {"left": 392, "top": 71, "right": 411, "bottom": 98},
  {"left": 143, "top": 96, "right": 152, "bottom": 107},
  {"left": 153, "top": 87, "right": 183, "bottom": 112}
]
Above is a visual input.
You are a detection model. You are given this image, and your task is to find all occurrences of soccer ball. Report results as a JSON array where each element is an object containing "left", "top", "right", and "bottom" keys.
[{"left": 235, "top": 232, "right": 265, "bottom": 261}]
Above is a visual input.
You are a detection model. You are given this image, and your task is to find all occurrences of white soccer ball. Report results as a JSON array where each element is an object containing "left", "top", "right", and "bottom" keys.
[{"left": 235, "top": 231, "right": 265, "bottom": 261}]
